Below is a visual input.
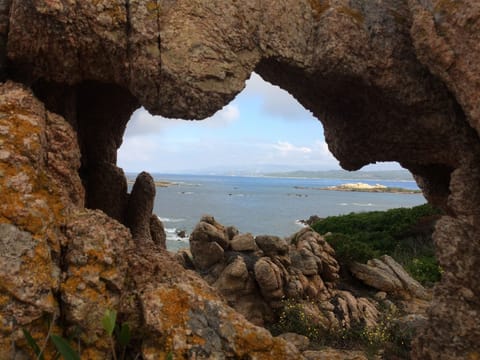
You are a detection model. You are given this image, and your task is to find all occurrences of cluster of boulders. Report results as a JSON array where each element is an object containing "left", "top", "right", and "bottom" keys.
[{"left": 177, "top": 215, "right": 380, "bottom": 331}]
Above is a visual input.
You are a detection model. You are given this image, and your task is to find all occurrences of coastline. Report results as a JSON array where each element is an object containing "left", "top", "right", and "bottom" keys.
[
  {"left": 127, "top": 179, "right": 176, "bottom": 187},
  {"left": 294, "top": 182, "right": 421, "bottom": 194}
]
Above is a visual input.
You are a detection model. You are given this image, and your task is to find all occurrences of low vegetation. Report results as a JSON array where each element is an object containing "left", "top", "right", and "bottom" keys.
[
  {"left": 23, "top": 309, "right": 132, "bottom": 360},
  {"left": 271, "top": 299, "right": 414, "bottom": 359},
  {"left": 311, "top": 204, "right": 442, "bottom": 286}
]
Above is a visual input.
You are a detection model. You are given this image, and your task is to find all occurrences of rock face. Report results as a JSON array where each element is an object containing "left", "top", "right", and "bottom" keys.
[
  {"left": 350, "top": 255, "right": 430, "bottom": 300},
  {"left": 0, "top": 83, "right": 303, "bottom": 359},
  {"left": 2, "top": 0, "right": 480, "bottom": 358},
  {"left": 189, "top": 216, "right": 379, "bottom": 330},
  {"left": 125, "top": 245, "right": 302, "bottom": 360}
]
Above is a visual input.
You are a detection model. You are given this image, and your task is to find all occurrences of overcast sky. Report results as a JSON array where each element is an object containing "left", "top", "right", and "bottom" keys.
[{"left": 117, "top": 73, "right": 400, "bottom": 174}]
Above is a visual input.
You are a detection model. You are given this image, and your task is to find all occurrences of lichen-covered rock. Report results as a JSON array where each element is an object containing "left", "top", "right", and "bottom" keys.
[
  {"left": 126, "top": 245, "right": 303, "bottom": 359},
  {"left": 0, "top": 81, "right": 83, "bottom": 355},
  {"left": 62, "top": 209, "right": 133, "bottom": 358},
  {"left": 0, "top": 80, "right": 304, "bottom": 359}
]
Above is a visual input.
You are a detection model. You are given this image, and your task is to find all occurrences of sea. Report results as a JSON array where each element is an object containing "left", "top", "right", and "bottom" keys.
[{"left": 139, "top": 174, "right": 426, "bottom": 252}]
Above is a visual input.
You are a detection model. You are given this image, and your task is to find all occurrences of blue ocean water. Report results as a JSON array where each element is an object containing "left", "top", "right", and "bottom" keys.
[{"left": 145, "top": 174, "right": 426, "bottom": 251}]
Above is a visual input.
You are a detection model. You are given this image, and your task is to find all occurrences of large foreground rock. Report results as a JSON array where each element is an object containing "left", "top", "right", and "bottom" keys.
[{"left": 0, "top": 82, "right": 303, "bottom": 359}]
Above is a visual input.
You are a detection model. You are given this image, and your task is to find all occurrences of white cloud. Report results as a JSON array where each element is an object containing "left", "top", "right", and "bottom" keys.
[
  {"left": 245, "top": 73, "right": 314, "bottom": 121},
  {"left": 273, "top": 141, "right": 312, "bottom": 156},
  {"left": 124, "top": 104, "right": 240, "bottom": 138},
  {"left": 205, "top": 104, "right": 240, "bottom": 127}
]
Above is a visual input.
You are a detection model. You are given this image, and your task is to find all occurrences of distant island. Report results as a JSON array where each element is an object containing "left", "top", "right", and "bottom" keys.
[
  {"left": 295, "top": 182, "right": 421, "bottom": 194},
  {"left": 264, "top": 169, "right": 415, "bottom": 181},
  {"left": 127, "top": 179, "right": 175, "bottom": 187}
]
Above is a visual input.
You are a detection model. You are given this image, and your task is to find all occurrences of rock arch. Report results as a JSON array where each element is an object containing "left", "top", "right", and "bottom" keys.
[{"left": 2, "top": 0, "right": 480, "bottom": 358}]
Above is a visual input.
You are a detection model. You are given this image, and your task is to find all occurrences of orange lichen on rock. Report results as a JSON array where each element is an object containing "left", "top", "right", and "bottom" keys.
[
  {"left": 308, "top": 0, "right": 330, "bottom": 20},
  {"left": 0, "top": 81, "right": 85, "bottom": 355},
  {"left": 61, "top": 209, "right": 133, "bottom": 356},
  {"left": 127, "top": 246, "right": 303, "bottom": 359}
]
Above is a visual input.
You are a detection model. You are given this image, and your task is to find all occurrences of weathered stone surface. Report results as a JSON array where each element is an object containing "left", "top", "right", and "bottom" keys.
[
  {"left": 230, "top": 232, "right": 257, "bottom": 252},
  {"left": 412, "top": 216, "right": 480, "bottom": 360},
  {"left": 62, "top": 209, "right": 133, "bottom": 358},
  {"left": 350, "top": 256, "right": 429, "bottom": 300},
  {"left": 409, "top": 0, "right": 480, "bottom": 134},
  {"left": 381, "top": 255, "right": 430, "bottom": 300},
  {"left": 126, "top": 245, "right": 304, "bottom": 359},
  {"left": 0, "top": 223, "right": 56, "bottom": 334},
  {"left": 0, "top": 81, "right": 305, "bottom": 359},
  {"left": 0, "top": 81, "right": 83, "bottom": 355},
  {"left": 0, "top": 0, "right": 11, "bottom": 79},
  {"left": 290, "top": 227, "right": 340, "bottom": 283},
  {"left": 333, "top": 291, "right": 379, "bottom": 329},
  {"left": 303, "top": 348, "right": 368, "bottom": 360},
  {"left": 255, "top": 235, "right": 289, "bottom": 256},
  {"left": 277, "top": 332, "right": 310, "bottom": 351},
  {"left": 187, "top": 220, "right": 378, "bottom": 331},
  {"left": 350, "top": 261, "right": 404, "bottom": 294},
  {"left": 192, "top": 216, "right": 230, "bottom": 248},
  {"left": 149, "top": 214, "right": 166, "bottom": 249},
  {"left": 254, "top": 257, "right": 285, "bottom": 299},
  {"left": 75, "top": 82, "right": 139, "bottom": 223},
  {"left": 125, "top": 171, "right": 156, "bottom": 244}
]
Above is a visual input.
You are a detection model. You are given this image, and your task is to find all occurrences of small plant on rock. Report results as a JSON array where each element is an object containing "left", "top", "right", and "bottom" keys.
[
  {"left": 271, "top": 299, "right": 320, "bottom": 340},
  {"left": 102, "top": 308, "right": 132, "bottom": 360}
]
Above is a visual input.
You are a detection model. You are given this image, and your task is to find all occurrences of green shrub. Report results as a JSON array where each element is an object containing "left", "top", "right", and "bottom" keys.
[
  {"left": 312, "top": 204, "right": 442, "bottom": 285},
  {"left": 405, "top": 256, "right": 442, "bottom": 286}
]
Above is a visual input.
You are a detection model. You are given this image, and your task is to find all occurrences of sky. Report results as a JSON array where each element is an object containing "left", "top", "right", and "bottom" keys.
[{"left": 117, "top": 73, "right": 401, "bottom": 174}]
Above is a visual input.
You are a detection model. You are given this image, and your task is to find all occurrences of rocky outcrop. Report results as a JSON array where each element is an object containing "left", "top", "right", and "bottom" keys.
[
  {"left": 350, "top": 255, "right": 430, "bottom": 300},
  {"left": 126, "top": 171, "right": 156, "bottom": 244},
  {"left": 0, "top": 83, "right": 304, "bottom": 359},
  {"left": 125, "top": 245, "right": 303, "bottom": 359},
  {"left": 188, "top": 216, "right": 379, "bottom": 330},
  {"left": 150, "top": 214, "right": 167, "bottom": 249},
  {"left": 2, "top": 0, "right": 480, "bottom": 358},
  {"left": 0, "top": 81, "right": 83, "bottom": 357}
]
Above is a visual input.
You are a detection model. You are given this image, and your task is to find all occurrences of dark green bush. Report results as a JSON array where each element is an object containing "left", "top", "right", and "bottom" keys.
[
  {"left": 405, "top": 256, "right": 442, "bottom": 286},
  {"left": 312, "top": 204, "right": 441, "bottom": 285}
]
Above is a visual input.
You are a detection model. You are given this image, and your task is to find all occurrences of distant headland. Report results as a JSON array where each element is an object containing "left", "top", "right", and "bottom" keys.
[
  {"left": 295, "top": 182, "right": 421, "bottom": 194},
  {"left": 264, "top": 169, "right": 415, "bottom": 181}
]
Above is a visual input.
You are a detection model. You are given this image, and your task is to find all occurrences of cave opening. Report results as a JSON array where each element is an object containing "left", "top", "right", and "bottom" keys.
[{"left": 117, "top": 73, "right": 427, "bottom": 251}]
